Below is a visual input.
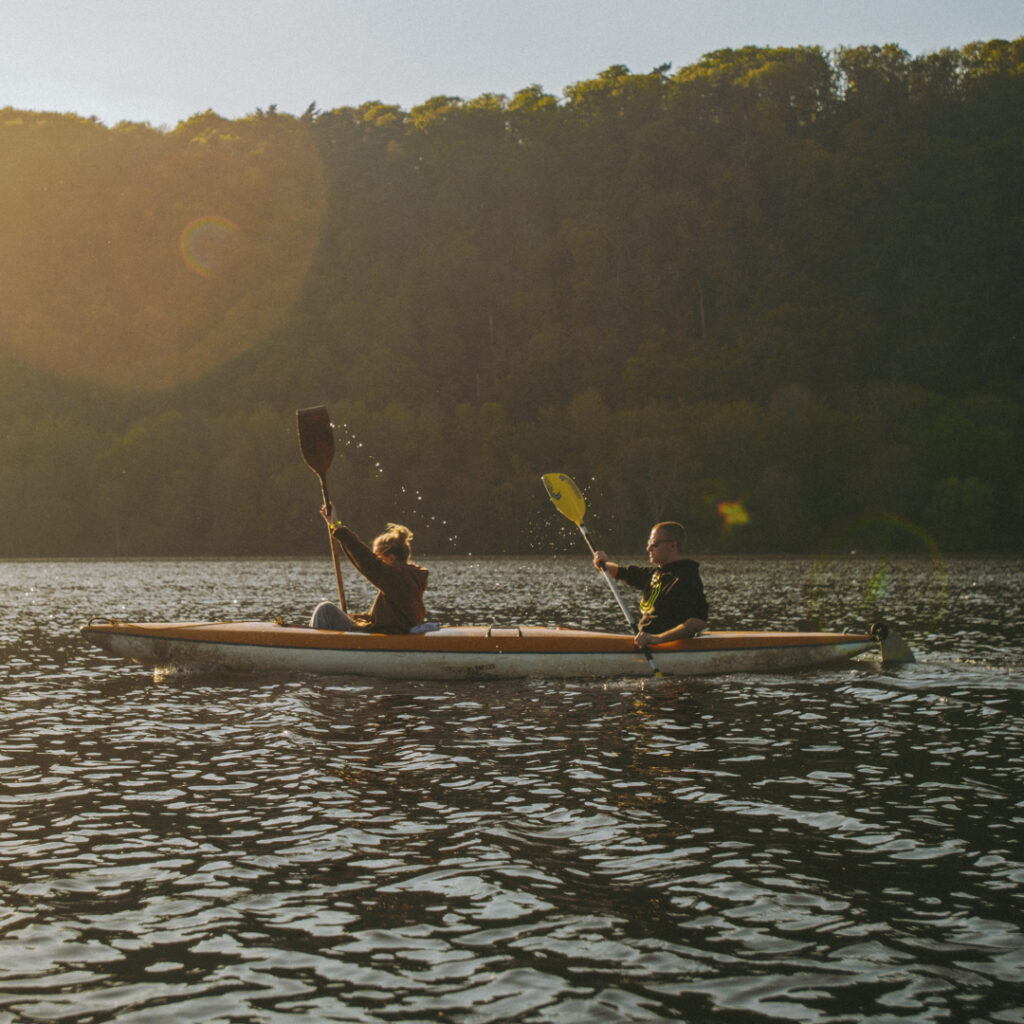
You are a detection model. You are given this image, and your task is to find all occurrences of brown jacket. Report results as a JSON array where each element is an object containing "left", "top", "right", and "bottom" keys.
[{"left": 331, "top": 524, "right": 428, "bottom": 633}]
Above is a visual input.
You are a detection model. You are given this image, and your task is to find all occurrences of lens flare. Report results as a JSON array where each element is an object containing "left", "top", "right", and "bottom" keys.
[
  {"left": 0, "top": 113, "right": 325, "bottom": 390},
  {"left": 717, "top": 500, "right": 750, "bottom": 530},
  {"left": 180, "top": 216, "right": 240, "bottom": 278},
  {"left": 803, "top": 513, "right": 949, "bottom": 632}
]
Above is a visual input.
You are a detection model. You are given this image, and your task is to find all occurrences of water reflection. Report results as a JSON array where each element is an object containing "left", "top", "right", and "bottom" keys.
[{"left": 0, "top": 556, "right": 1022, "bottom": 1021}]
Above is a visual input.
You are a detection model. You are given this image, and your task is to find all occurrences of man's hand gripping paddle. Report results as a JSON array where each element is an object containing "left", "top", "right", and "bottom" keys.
[{"left": 542, "top": 473, "right": 662, "bottom": 677}]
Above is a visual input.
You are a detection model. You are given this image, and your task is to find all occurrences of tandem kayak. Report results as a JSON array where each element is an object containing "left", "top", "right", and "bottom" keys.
[{"left": 80, "top": 620, "right": 905, "bottom": 680}]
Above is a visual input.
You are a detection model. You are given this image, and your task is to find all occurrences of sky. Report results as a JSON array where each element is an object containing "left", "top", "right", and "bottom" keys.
[{"left": 0, "top": 0, "right": 1021, "bottom": 128}]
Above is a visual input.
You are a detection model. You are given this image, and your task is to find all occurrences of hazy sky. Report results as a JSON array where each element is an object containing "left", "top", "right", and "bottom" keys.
[{"left": 1, "top": 0, "right": 1020, "bottom": 127}]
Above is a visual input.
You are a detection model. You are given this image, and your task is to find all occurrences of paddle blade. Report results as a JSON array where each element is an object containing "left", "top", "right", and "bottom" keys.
[
  {"left": 542, "top": 472, "right": 586, "bottom": 527},
  {"left": 297, "top": 406, "right": 334, "bottom": 476}
]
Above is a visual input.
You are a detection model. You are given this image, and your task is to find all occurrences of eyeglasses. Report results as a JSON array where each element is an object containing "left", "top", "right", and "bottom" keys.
[{"left": 647, "top": 537, "right": 672, "bottom": 548}]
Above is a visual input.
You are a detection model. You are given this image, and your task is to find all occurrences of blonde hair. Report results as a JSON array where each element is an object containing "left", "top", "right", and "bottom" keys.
[{"left": 373, "top": 523, "right": 414, "bottom": 563}]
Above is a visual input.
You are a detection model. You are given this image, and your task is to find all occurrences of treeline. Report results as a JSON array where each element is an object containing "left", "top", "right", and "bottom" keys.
[{"left": 0, "top": 39, "right": 1022, "bottom": 556}]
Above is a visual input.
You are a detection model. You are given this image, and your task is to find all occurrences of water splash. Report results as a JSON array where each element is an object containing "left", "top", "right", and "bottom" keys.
[{"left": 328, "top": 421, "right": 460, "bottom": 551}]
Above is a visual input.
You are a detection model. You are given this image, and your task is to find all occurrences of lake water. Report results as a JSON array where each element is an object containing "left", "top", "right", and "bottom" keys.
[{"left": 1, "top": 555, "right": 1022, "bottom": 1023}]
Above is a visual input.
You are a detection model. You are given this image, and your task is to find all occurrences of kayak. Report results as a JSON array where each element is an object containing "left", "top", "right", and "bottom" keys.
[{"left": 79, "top": 620, "right": 898, "bottom": 680}]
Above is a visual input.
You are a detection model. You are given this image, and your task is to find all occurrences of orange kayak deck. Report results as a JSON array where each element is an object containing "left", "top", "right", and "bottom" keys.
[{"left": 81, "top": 621, "right": 882, "bottom": 680}]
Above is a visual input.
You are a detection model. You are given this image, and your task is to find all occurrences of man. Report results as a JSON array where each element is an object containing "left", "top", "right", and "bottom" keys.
[{"left": 593, "top": 521, "right": 708, "bottom": 647}]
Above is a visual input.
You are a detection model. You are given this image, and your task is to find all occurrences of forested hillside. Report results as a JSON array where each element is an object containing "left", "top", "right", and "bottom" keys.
[{"left": 1, "top": 39, "right": 1022, "bottom": 556}]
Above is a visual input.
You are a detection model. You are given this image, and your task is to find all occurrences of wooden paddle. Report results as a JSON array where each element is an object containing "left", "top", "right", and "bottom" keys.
[
  {"left": 297, "top": 405, "right": 346, "bottom": 612},
  {"left": 542, "top": 472, "right": 662, "bottom": 677}
]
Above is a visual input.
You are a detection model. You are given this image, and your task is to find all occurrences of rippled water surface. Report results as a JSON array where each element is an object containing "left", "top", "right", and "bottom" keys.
[{"left": 2, "top": 555, "right": 1022, "bottom": 1022}]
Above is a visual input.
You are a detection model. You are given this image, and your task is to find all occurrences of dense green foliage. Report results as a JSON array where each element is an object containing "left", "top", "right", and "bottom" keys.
[{"left": 1, "top": 40, "right": 1022, "bottom": 557}]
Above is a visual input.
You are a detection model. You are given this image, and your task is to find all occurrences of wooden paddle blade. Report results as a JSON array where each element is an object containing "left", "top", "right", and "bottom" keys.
[
  {"left": 297, "top": 406, "right": 335, "bottom": 476},
  {"left": 542, "top": 472, "right": 586, "bottom": 526}
]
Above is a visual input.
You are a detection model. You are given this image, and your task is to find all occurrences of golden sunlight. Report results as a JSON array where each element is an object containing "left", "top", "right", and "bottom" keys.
[{"left": 0, "top": 112, "right": 325, "bottom": 390}]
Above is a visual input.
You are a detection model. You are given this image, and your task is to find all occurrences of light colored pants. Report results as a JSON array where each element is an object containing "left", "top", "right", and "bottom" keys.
[{"left": 309, "top": 602, "right": 353, "bottom": 630}]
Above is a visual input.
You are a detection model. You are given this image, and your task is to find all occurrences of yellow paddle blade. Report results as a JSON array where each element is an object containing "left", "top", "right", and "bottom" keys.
[{"left": 542, "top": 472, "right": 587, "bottom": 527}]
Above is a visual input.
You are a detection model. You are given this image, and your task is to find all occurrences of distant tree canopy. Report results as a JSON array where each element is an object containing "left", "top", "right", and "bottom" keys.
[{"left": 0, "top": 40, "right": 1022, "bottom": 557}]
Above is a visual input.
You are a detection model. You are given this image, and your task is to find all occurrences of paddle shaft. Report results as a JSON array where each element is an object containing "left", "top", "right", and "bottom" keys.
[
  {"left": 297, "top": 406, "right": 347, "bottom": 614},
  {"left": 319, "top": 478, "right": 347, "bottom": 612},
  {"left": 577, "top": 524, "right": 636, "bottom": 627},
  {"left": 577, "top": 523, "right": 662, "bottom": 676},
  {"left": 541, "top": 472, "right": 661, "bottom": 676}
]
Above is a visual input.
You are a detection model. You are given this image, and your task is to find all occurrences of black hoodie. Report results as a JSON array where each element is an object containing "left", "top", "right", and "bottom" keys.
[{"left": 616, "top": 558, "right": 708, "bottom": 633}]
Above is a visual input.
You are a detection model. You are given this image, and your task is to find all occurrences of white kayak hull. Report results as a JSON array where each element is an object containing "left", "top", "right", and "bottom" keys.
[{"left": 81, "top": 621, "right": 880, "bottom": 680}]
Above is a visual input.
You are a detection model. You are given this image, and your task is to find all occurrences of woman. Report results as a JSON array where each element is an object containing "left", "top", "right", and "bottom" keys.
[{"left": 309, "top": 505, "right": 428, "bottom": 632}]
